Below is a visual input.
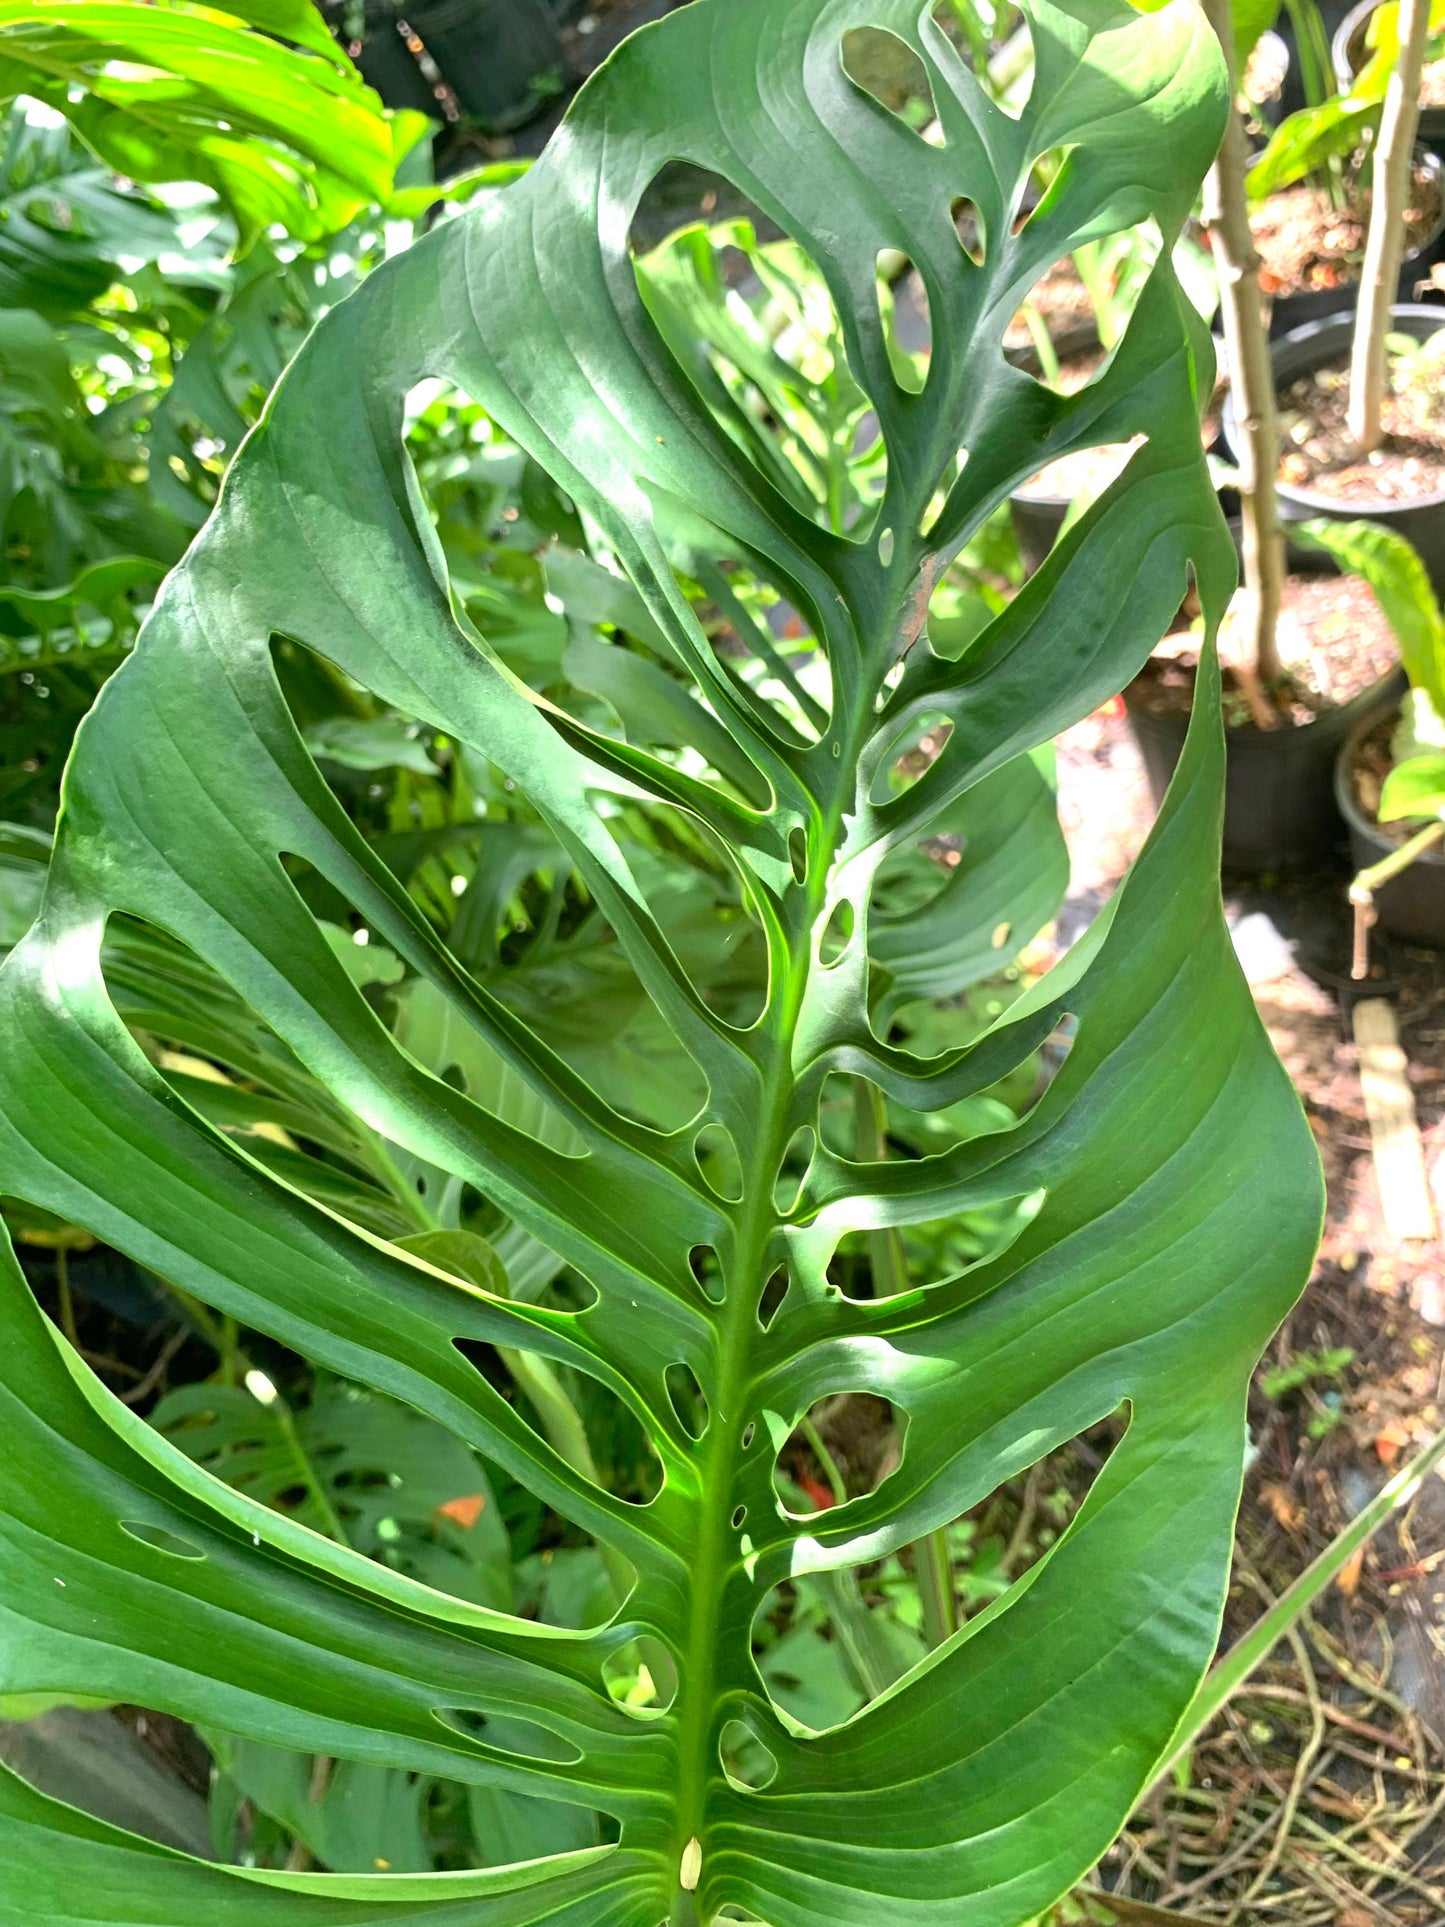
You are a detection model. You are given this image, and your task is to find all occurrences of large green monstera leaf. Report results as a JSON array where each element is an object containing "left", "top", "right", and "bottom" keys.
[{"left": 0, "top": 2, "right": 1322, "bottom": 1923}]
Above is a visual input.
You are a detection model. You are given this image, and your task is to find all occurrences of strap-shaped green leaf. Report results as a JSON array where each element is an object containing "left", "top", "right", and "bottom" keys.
[{"left": 0, "top": 3, "right": 1322, "bottom": 1923}]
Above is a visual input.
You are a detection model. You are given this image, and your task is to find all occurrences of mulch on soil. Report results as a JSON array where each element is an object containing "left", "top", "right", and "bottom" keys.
[
  {"left": 1248, "top": 165, "right": 1443, "bottom": 303},
  {"left": 1278, "top": 335, "right": 1445, "bottom": 505},
  {"left": 1127, "top": 575, "right": 1401, "bottom": 731}
]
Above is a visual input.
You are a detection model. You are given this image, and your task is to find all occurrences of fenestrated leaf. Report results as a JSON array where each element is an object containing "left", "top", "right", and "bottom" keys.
[{"left": 0, "top": 4, "right": 1320, "bottom": 1925}]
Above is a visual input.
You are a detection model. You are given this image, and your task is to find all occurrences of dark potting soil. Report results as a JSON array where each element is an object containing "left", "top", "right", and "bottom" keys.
[
  {"left": 1277, "top": 335, "right": 1445, "bottom": 502},
  {"left": 1248, "top": 163, "right": 1443, "bottom": 301},
  {"left": 1127, "top": 572, "right": 1400, "bottom": 729}
]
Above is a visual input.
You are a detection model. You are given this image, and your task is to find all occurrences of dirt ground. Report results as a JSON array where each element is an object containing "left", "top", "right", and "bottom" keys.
[{"left": 1056, "top": 704, "right": 1445, "bottom": 1924}]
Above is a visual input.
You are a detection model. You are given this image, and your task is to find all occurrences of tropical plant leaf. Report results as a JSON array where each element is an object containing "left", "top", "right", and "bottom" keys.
[
  {"left": 0, "top": 0, "right": 396, "bottom": 246},
  {"left": 0, "top": 4, "right": 1321, "bottom": 1925}
]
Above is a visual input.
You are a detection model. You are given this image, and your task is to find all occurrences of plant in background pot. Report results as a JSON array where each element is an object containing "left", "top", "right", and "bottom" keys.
[
  {"left": 1302, "top": 518, "right": 1445, "bottom": 956},
  {"left": 1245, "top": 0, "right": 1445, "bottom": 333},
  {"left": 1123, "top": 0, "right": 1408, "bottom": 872},
  {"left": 1334, "top": 0, "right": 1445, "bottom": 147},
  {"left": 1240, "top": 0, "right": 1445, "bottom": 591}
]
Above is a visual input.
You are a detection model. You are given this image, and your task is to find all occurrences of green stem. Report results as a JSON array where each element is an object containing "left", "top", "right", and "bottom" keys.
[
  {"left": 270, "top": 1390, "right": 352, "bottom": 1549},
  {"left": 54, "top": 1246, "right": 78, "bottom": 1349},
  {"left": 851, "top": 1077, "right": 959, "bottom": 1647},
  {"left": 799, "top": 1412, "right": 848, "bottom": 1508}
]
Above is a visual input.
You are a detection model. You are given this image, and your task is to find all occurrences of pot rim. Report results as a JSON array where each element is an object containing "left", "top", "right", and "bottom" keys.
[
  {"left": 1335, "top": 697, "right": 1445, "bottom": 863},
  {"left": 1333, "top": 0, "right": 1445, "bottom": 96},
  {"left": 1126, "top": 660, "right": 1406, "bottom": 743},
  {"left": 1223, "top": 303, "right": 1445, "bottom": 513}
]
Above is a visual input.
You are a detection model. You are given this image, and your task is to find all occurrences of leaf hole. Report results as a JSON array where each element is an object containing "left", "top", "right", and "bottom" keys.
[
  {"left": 451, "top": 1337, "right": 662, "bottom": 1506},
  {"left": 841, "top": 28, "right": 940, "bottom": 137},
  {"left": 931, "top": 1, "right": 1032, "bottom": 117},
  {"left": 877, "top": 524, "right": 896, "bottom": 568},
  {"left": 774, "top": 1392, "right": 902, "bottom": 1516},
  {"left": 772, "top": 1126, "right": 815, "bottom": 1216},
  {"left": 742, "top": 1420, "right": 757, "bottom": 1451},
  {"left": 817, "top": 899, "right": 855, "bottom": 969},
  {"left": 875, "top": 257, "right": 930, "bottom": 395},
  {"left": 694, "top": 1122, "right": 743, "bottom": 1202},
  {"left": 118, "top": 1520, "right": 208, "bottom": 1562},
  {"left": 757, "top": 1266, "right": 790, "bottom": 1332},
  {"left": 601, "top": 1635, "right": 678, "bottom": 1716},
  {"left": 634, "top": 202, "right": 886, "bottom": 543},
  {"left": 432, "top": 1708, "right": 582, "bottom": 1765},
  {"left": 951, "top": 196, "right": 985, "bottom": 268},
  {"left": 719, "top": 1718, "right": 778, "bottom": 1791},
  {"left": 752, "top": 1409, "right": 1125, "bottom": 1731},
  {"left": 689, "top": 1244, "right": 725, "bottom": 1305},
  {"left": 665, "top": 1361, "right": 709, "bottom": 1441},
  {"left": 870, "top": 710, "right": 954, "bottom": 803},
  {"left": 788, "top": 825, "right": 809, "bottom": 886},
  {"left": 732, "top": 1504, "right": 748, "bottom": 1529}
]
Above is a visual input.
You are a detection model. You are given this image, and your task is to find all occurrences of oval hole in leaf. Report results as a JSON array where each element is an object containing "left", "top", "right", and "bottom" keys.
[
  {"left": 871, "top": 711, "right": 953, "bottom": 803},
  {"left": 754, "top": 1408, "right": 1125, "bottom": 1730},
  {"left": 877, "top": 523, "right": 896, "bottom": 567},
  {"left": 451, "top": 1338, "right": 662, "bottom": 1504},
  {"left": 841, "top": 27, "right": 939, "bottom": 134},
  {"left": 665, "top": 1360, "right": 709, "bottom": 1441},
  {"left": 433, "top": 1708, "right": 583, "bottom": 1764},
  {"left": 818, "top": 900, "right": 853, "bottom": 967},
  {"left": 774, "top": 1392, "right": 901, "bottom": 1516},
  {"left": 757, "top": 1266, "right": 790, "bottom": 1331},
  {"left": 788, "top": 824, "right": 808, "bottom": 886},
  {"left": 772, "top": 1125, "right": 815, "bottom": 1214},
  {"left": 688, "top": 1244, "right": 725, "bottom": 1305},
  {"left": 118, "top": 1520, "right": 208, "bottom": 1562},
  {"left": 719, "top": 1718, "right": 778, "bottom": 1792},
  {"left": 951, "top": 195, "right": 985, "bottom": 267},
  {"left": 695, "top": 1122, "right": 743, "bottom": 1202},
  {"left": 876, "top": 255, "right": 930, "bottom": 396},
  {"left": 602, "top": 1635, "right": 678, "bottom": 1717},
  {"left": 731, "top": 1504, "right": 747, "bottom": 1528}
]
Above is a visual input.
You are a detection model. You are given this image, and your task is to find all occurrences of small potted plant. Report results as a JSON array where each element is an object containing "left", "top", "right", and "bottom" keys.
[
  {"left": 1334, "top": 0, "right": 1445, "bottom": 148},
  {"left": 1122, "top": 0, "right": 1407, "bottom": 870},
  {"left": 1226, "top": 0, "right": 1445, "bottom": 588},
  {"left": 1313, "top": 517, "right": 1445, "bottom": 956},
  {"left": 1244, "top": 0, "right": 1445, "bottom": 335}
]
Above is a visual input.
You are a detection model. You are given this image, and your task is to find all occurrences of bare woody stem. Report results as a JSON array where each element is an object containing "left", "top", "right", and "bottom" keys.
[
  {"left": 1348, "top": 0, "right": 1429, "bottom": 454},
  {"left": 1200, "top": 0, "right": 1286, "bottom": 692}
]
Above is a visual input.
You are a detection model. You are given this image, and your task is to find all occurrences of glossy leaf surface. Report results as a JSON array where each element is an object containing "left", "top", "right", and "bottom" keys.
[{"left": 0, "top": 3, "right": 1321, "bottom": 1924}]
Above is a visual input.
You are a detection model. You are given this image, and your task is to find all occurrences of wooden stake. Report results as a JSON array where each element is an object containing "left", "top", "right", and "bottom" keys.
[{"left": 1354, "top": 997, "right": 1436, "bottom": 1243}]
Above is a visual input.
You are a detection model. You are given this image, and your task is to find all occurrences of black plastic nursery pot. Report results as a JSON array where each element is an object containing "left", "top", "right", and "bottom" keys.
[
  {"left": 1223, "top": 306, "right": 1445, "bottom": 595},
  {"left": 1258, "top": 150, "right": 1445, "bottom": 338},
  {"left": 1334, "top": 0, "right": 1445, "bottom": 150},
  {"left": 1126, "top": 664, "right": 1404, "bottom": 873},
  {"left": 1336, "top": 702, "right": 1445, "bottom": 944}
]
